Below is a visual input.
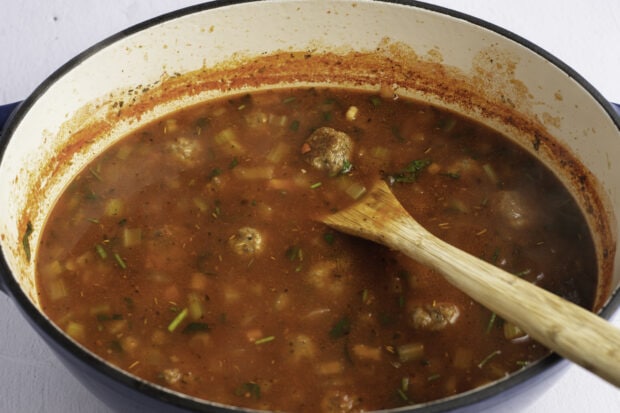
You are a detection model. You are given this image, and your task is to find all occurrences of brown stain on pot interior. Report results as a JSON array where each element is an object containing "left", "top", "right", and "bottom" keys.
[{"left": 19, "top": 38, "right": 615, "bottom": 311}]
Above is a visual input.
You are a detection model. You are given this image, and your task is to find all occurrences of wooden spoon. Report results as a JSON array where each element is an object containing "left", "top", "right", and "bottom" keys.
[{"left": 321, "top": 179, "right": 620, "bottom": 387}]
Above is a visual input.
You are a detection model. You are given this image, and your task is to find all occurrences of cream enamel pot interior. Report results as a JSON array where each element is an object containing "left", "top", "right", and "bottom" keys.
[{"left": 1, "top": 1, "right": 620, "bottom": 412}]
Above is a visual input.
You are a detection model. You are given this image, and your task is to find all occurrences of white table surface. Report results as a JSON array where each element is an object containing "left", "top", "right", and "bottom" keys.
[{"left": 1, "top": 1, "right": 619, "bottom": 412}]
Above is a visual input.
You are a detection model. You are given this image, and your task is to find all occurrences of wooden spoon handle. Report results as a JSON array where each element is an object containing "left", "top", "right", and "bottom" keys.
[{"left": 323, "top": 180, "right": 620, "bottom": 387}]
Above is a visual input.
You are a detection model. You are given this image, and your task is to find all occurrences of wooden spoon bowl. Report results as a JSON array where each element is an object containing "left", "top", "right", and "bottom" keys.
[{"left": 321, "top": 180, "right": 620, "bottom": 387}]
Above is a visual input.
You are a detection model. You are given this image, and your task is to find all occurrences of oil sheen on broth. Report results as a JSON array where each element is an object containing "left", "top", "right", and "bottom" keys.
[{"left": 36, "top": 87, "right": 596, "bottom": 412}]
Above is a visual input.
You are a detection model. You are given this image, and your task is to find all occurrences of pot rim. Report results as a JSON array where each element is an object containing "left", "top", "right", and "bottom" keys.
[{"left": 1, "top": 0, "right": 619, "bottom": 412}]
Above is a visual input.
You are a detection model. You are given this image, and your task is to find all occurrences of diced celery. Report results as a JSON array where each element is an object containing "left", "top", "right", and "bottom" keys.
[
  {"left": 41, "top": 260, "right": 63, "bottom": 278},
  {"left": 483, "top": 163, "right": 499, "bottom": 185},
  {"left": 345, "top": 182, "right": 367, "bottom": 200},
  {"left": 245, "top": 111, "right": 268, "bottom": 128},
  {"left": 268, "top": 114, "right": 288, "bottom": 127},
  {"left": 123, "top": 228, "right": 142, "bottom": 248},
  {"left": 105, "top": 198, "right": 124, "bottom": 216},
  {"left": 448, "top": 199, "right": 470, "bottom": 213},
  {"left": 266, "top": 142, "right": 290, "bottom": 164},
  {"left": 188, "top": 292, "right": 204, "bottom": 320},
  {"left": 164, "top": 118, "right": 178, "bottom": 134},
  {"left": 370, "top": 146, "right": 390, "bottom": 160},
  {"left": 316, "top": 360, "right": 344, "bottom": 375},
  {"left": 168, "top": 308, "right": 188, "bottom": 332},
  {"left": 232, "top": 165, "right": 274, "bottom": 180},
  {"left": 504, "top": 322, "right": 527, "bottom": 340},
  {"left": 66, "top": 321, "right": 85, "bottom": 340},
  {"left": 114, "top": 253, "right": 127, "bottom": 269},
  {"left": 116, "top": 145, "right": 133, "bottom": 160},
  {"left": 76, "top": 251, "right": 94, "bottom": 267},
  {"left": 397, "top": 342, "right": 425, "bottom": 363},
  {"left": 48, "top": 278, "right": 68, "bottom": 301},
  {"left": 192, "top": 197, "right": 209, "bottom": 213},
  {"left": 351, "top": 344, "right": 382, "bottom": 361},
  {"left": 95, "top": 244, "right": 108, "bottom": 259},
  {"left": 106, "top": 319, "right": 128, "bottom": 335},
  {"left": 214, "top": 127, "right": 244, "bottom": 155},
  {"left": 89, "top": 304, "right": 111, "bottom": 317}
]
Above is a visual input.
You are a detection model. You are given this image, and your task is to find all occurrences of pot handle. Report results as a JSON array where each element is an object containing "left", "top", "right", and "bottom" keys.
[
  {"left": 0, "top": 101, "right": 21, "bottom": 295},
  {"left": 0, "top": 102, "right": 21, "bottom": 133},
  {"left": 613, "top": 102, "right": 620, "bottom": 116}
]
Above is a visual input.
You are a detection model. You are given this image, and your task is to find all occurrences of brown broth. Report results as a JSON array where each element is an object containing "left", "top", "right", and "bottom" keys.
[{"left": 36, "top": 87, "right": 596, "bottom": 412}]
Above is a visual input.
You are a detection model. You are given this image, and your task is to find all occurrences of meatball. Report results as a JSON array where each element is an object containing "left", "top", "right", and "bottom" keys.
[
  {"left": 492, "top": 190, "right": 542, "bottom": 231},
  {"left": 161, "top": 368, "right": 182, "bottom": 385},
  {"left": 410, "top": 303, "right": 460, "bottom": 331},
  {"left": 229, "top": 227, "right": 263, "bottom": 256},
  {"left": 302, "top": 127, "right": 353, "bottom": 175},
  {"left": 320, "top": 390, "right": 362, "bottom": 413},
  {"left": 167, "top": 136, "right": 202, "bottom": 166}
]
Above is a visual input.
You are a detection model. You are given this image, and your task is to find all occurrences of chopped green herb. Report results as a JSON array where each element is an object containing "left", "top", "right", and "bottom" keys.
[
  {"left": 322, "top": 111, "right": 332, "bottom": 122},
  {"left": 478, "top": 349, "right": 501, "bottom": 368},
  {"left": 323, "top": 232, "right": 335, "bottom": 245},
  {"left": 391, "top": 126, "right": 404, "bottom": 142},
  {"left": 361, "top": 289, "right": 370, "bottom": 304},
  {"left": 123, "top": 297, "right": 134, "bottom": 310},
  {"left": 370, "top": 96, "right": 382, "bottom": 108},
  {"left": 388, "top": 159, "right": 431, "bottom": 183},
  {"left": 289, "top": 119, "right": 300, "bottom": 131},
  {"left": 485, "top": 312, "right": 497, "bottom": 333},
  {"left": 212, "top": 199, "right": 222, "bottom": 218},
  {"left": 401, "top": 377, "right": 409, "bottom": 392},
  {"left": 340, "top": 159, "right": 353, "bottom": 175},
  {"left": 234, "top": 382, "right": 261, "bottom": 399},
  {"left": 396, "top": 388, "right": 412, "bottom": 404},
  {"left": 89, "top": 168, "right": 103, "bottom": 181},
  {"left": 195, "top": 117, "right": 210, "bottom": 130},
  {"left": 310, "top": 181, "right": 322, "bottom": 189},
  {"left": 182, "top": 322, "right": 211, "bottom": 334},
  {"left": 84, "top": 190, "right": 98, "bottom": 201},
  {"left": 208, "top": 168, "right": 222, "bottom": 180},
  {"left": 229, "top": 157, "right": 239, "bottom": 169},
  {"left": 438, "top": 116, "right": 457, "bottom": 132},
  {"left": 167, "top": 307, "right": 188, "bottom": 332},
  {"left": 22, "top": 221, "right": 34, "bottom": 261},
  {"left": 514, "top": 269, "right": 532, "bottom": 277},
  {"left": 95, "top": 244, "right": 108, "bottom": 259},
  {"left": 329, "top": 317, "right": 351, "bottom": 339},
  {"left": 285, "top": 245, "right": 303, "bottom": 262},
  {"left": 427, "top": 373, "right": 441, "bottom": 381},
  {"left": 255, "top": 335, "right": 275, "bottom": 345},
  {"left": 483, "top": 163, "right": 499, "bottom": 185},
  {"left": 491, "top": 248, "right": 500, "bottom": 264},
  {"left": 442, "top": 171, "right": 461, "bottom": 180},
  {"left": 114, "top": 253, "right": 127, "bottom": 269},
  {"left": 97, "top": 313, "right": 124, "bottom": 322},
  {"left": 109, "top": 340, "right": 123, "bottom": 353}
]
